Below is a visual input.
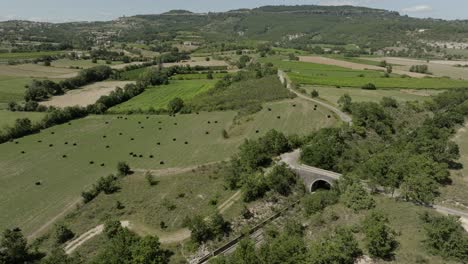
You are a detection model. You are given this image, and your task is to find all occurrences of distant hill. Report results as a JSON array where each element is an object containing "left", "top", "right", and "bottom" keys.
[{"left": 1, "top": 5, "right": 467, "bottom": 49}]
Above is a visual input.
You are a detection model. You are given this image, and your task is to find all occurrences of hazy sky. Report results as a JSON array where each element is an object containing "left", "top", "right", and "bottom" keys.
[{"left": 0, "top": 0, "right": 466, "bottom": 22}]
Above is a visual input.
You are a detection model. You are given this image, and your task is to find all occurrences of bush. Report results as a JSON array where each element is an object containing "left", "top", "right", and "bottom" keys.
[
  {"left": 309, "top": 228, "right": 362, "bottom": 264},
  {"left": 341, "top": 183, "right": 375, "bottom": 212},
  {"left": 311, "top": 89, "right": 319, "bottom": 98},
  {"left": 117, "top": 161, "right": 131, "bottom": 176},
  {"left": 302, "top": 190, "right": 339, "bottom": 215},
  {"left": 104, "top": 220, "right": 123, "bottom": 239},
  {"left": 362, "top": 211, "right": 398, "bottom": 259},
  {"left": 55, "top": 224, "right": 74, "bottom": 244},
  {"left": 266, "top": 164, "right": 296, "bottom": 196},
  {"left": 167, "top": 97, "right": 184, "bottom": 114},
  {"left": 362, "top": 83, "right": 376, "bottom": 90}
]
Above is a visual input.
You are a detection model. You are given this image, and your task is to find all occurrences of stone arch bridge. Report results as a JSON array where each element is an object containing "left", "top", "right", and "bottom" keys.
[{"left": 279, "top": 149, "right": 342, "bottom": 192}]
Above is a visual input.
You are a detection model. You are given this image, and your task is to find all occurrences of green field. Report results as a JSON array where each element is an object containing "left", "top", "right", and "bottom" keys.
[
  {"left": 109, "top": 80, "right": 217, "bottom": 112},
  {"left": 170, "top": 72, "right": 228, "bottom": 80},
  {"left": 0, "top": 51, "right": 64, "bottom": 61},
  {"left": 0, "top": 100, "right": 336, "bottom": 236},
  {"left": 0, "top": 110, "right": 45, "bottom": 129},
  {"left": 262, "top": 57, "right": 468, "bottom": 89},
  {"left": 303, "top": 86, "right": 442, "bottom": 106},
  {"left": 51, "top": 59, "right": 122, "bottom": 69},
  {"left": 0, "top": 76, "right": 31, "bottom": 108}
]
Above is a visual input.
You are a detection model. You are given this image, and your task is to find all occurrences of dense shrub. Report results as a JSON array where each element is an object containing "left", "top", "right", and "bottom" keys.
[
  {"left": 409, "top": 64, "right": 429, "bottom": 74},
  {"left": 302, "top": 190, "right": 339, "bottom": 215}
]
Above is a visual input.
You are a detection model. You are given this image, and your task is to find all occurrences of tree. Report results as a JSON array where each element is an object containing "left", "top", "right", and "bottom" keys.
[
  {"left": 380, "top": 97, "right": 398, "bottom": 108},
  {"left": 362, "top": 211, "right": 398, "bottom": 259},
  {"left": 55, "top": 224, "right": 75, "bottom": 244},
  {"left": 309, "top": 228, "right": 362, "bottom": 264},
  {"left": 338, "top": 94, "right": 352, "bottom": 113},
  {"left": 266, "top": 164, "right": 296, "bottom": 196},
  {"left": 301, "top": 128, "right": 346, "bottom": 171},
  {"left": 207, "top": 71, "right": 214, "bottom": 79},
  {"left": 167, "top": 97, "right": 184, "bottom": 114},
  {"left": 145, "top": 171, "right": 157, "bottom": 186},
  {"left": 117, "top": 161, "right": 131, "bottom": 176},
  {"left": 40, "top": 247, "right": 81, "bottom": 264},
  {"left": 259, "top": 234, "right": 307, "bottom": 264},
  {"left": 386, "top": 65, "right": 393, "bottom": 74},
  {"left": 92, "top": 229, "right": 139, "bottom": 264},
  {"left": 187, "top": 215, "right": 212, "bottom": 244},
  {"left": 228, "top": 239, "right": 259, "bottom": 264},
  {"left": 209, "top": 212, "right": 231, "bottom": 239},
  {"left": 341, "top": 183, "right": 375, "bottom": 211},
  {"left": 0, "top": 228, "right": 41, "bottom": 264},
  {"left": 420, "top": 213, "right": 468, "bottom": 261},
  {"left": 131, "top": 236, "right": 172, "bottom": 264},
  {"left": 311, "top": 89, "right": 319, "bottom": 98}
]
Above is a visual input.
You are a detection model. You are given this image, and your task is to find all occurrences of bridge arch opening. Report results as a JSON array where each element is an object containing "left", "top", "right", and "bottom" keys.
[{"left": 310, "top": 180, "right": 331, "bottom": 192}]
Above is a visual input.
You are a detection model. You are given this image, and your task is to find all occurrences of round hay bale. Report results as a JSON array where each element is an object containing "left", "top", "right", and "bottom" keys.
[
  {"left": 103, "top": 135, "right": 107, "bottom": 138},
  {"left": 314, "top": 105, "right": 317, "bottom": 107},
  {"left": 131, "top": 138, "right": 135, "bottom": 141},
  {"left": 106, "top": 145, "right": 110, "bottom": 149},
  {"left": 64, "top": 142, "right": 68, "bottom": 145},
  {"left": 159, "top": 128, "right": 162, "bottom": 130},
  {"left": 196, "top": 112, "right": 199, "bottom": 115},
  {"left": 129, "top": 152, "right": 134, "bottom": 155},
  {"left": 205, "top": 131, "right": 210, "bottom": 135},
  {"left": 158, "top": 121, "right": 162, "bottom": 124},
  {"left": 160, "top": 161, "right": 165, "bottom": 165},
  {"left": 37, "top": 140, "right": 42, "bottom": 143},
  {"left": 327, "top": 115, "right": 331, "bottom": 118},
  {"left": 15, "top": 141, "right": 19, "bottom": 144},
  {"left": 157, "top": 142, "right": 161, "bottom": 145},
  {"left": 139, "top": 154, "right": 143, "bottom": 158},
  {"left": 138, "top": 121, "right": 141, "bottom": 124},
  {"left": 105, "top": 121, "right": 109, "bottom": 124},
  {"left": 277, "top": 116, "right": 281, "bottom": 119},
  {"left": 214, "top": 121, "right": 218, "bottom": 124},
  {"left": 268, "top": 108, "right": 272, "bottom": 111},
  {"left": 133, "top": 154, "right": 137, "bottom": 157},
  {"left": 293, "top": 104, "right": 296, "bottom": 107},
  {"left": 119, "top": 133, "right": 123, "bottom": 135},
  {"left": 62, "top": 155, "right": 67, "bottom": 158},
  {"left": 256, "top": 130, "right": 259, "bottom": 133},
  {"left": 89, "top": 161, "right": 94, "bottom": 164},
  {"left": 51, "top": 132, "right": 55, "bottom": 135},
  {"left": 173, "top": 138, "right": 177, "bottom": 141},
  {"left": 68, "top": 123, "right": 72, "bottom": 125},
  {"left": 185, "top": 141, "right": 188, "bottom": 145},
  {"left": 174, "top": 123, "right": 177, "bottom": 125},
  {"left": 149, "top": 155, "right": 154, "bottom": 158},
  {"left": 141, "top": 126, "right": 144, "bottom": 129},
  {"left": 49, "top": 144, "right": 54, "bottom": 147},
  {"left": 146, "top": 116, "right": 149, "bottom": 119},
  {"left": 208, "top": 121, "right": 211, "bottom": 124},
  {"left": 21, "top": 151, "right": 25, "bottom": 154},
  {"left": 124, "top": 117, "right": 128, "bottom": 120},
  {"left": 73, "top": 143, "right": 77, "bottom": 146},
  {"left": 100, "top": 163, "right": 105, "bottom": 167},
  {"left": 35, "top": 181, "right": 41, "bottom": 186}
]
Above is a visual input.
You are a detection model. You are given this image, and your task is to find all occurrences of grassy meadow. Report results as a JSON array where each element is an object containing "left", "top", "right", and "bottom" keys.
[
  {"left": 51, "top": 59, "right": 122, "bottom": 69},
  {"left": 0, "top": 98, "right": 337, "bottom": 236},
  {"left": 0, "top": 110, "right": 46, "bottom": 129},
  {"left": 303, "top": 86, "right": 441, "bottom": 106},
  {"left": 109, "top": 79, "right": 217, "bottom": 112},
  {"left": 0, "top": 76, "right": 31, "bottom": 108},
  {"left": 261, "top": 57, "right": 468, "bottom": 89},
  {"left": 0, "top": 51, "right": 64, "bottom": 62}
]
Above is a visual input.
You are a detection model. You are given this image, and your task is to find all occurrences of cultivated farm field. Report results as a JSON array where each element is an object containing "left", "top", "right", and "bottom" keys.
[
  {"left": 109, "top": 79, "right": 217, "bottom": 112},
  {"left": 40, "top": 81, "right": 134, "bottom": 108},
  {"left": 304, "top": 86, "right": 442, "bottom": 106},
  {"left": 0, "top": 63, "right": 78, "bottom": 79},
  {"left": 0, "top": 51, "right": 64, "bottom": 62},
  {"left": 261, "top": 57, "right": 468, "bottom": 89},
  {"left": 51, "top": 59, "right": 123, "bottom": 69}
]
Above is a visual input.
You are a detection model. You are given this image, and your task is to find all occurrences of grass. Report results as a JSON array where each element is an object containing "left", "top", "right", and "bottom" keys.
[
  {"left": 0, "top": 76, "right": 31, "bottom": 108},
  {"left": 261, "top": 57, "right": 468, "bottom": 89},
  {"left": 323, "top": 54, "right": 383, "bottom": 67},
  {"left": 51, "top": 59, "right": 122, "bottom": 69},
  {"left": 0, "top": 104, "right": 336, "bottom": 236},
  {"left": 0, "top": 51, "right": 64, "bottom": 61},
  {"left": 109, "top": 79, "right": 217, "bottom": 112},
  {"left": 170, "top": 72, "right": 228, "bottom": 80},
  {"left": 120, "top": 67, "right": 149, "bottom": 81},
  {"left": 303, "top": 86, "right": 442, "bottom": 106},
  {"left": 0, "top": 110, "right": 45, "bottom": 129}
]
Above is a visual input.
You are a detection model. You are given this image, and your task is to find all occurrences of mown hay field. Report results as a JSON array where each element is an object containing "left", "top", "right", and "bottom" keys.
[
  {"left": 51, "top": 59, "right": 123, "bottom": 69},
  {"left": 0, "top": 97, "right": 337, "bottom": 236},
  {"left": 109, "top": 79, "right": 217, "bottom": 112},
  {"left": 261, "top": 57, "right": 468, "bottom": 89}
]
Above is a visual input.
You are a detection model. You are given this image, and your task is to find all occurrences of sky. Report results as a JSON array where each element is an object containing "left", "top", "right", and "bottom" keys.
[{"left": 0, "top": 0, "right": 466, "bottom": 23}]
